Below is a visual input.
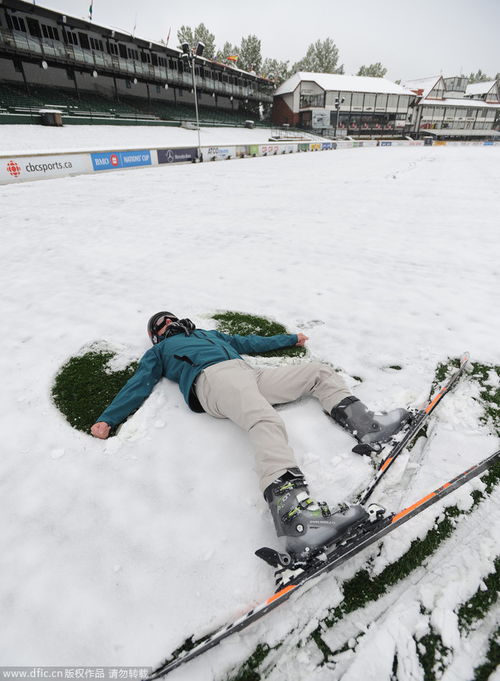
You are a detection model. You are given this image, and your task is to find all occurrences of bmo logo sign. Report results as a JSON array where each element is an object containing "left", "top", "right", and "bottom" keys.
[{"left": 91, "top": 150, "right": 151, "bottom": 171}]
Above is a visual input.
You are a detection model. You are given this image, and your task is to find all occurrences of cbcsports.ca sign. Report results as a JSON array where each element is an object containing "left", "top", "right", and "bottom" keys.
[{"left": 1, "top": 154, "right": 91, "bottom": 183}]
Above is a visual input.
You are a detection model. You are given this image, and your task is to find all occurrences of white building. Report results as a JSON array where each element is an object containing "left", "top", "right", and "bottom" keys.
[
  {"left": 272, "top": 72, "right": 416, "bottom": 137},
  {"left": 402, "top": 75, "right": 500, "bottom": 139}
]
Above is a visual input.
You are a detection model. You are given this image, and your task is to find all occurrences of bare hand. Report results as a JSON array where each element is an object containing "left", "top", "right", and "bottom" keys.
[
  {"left": 91, "top": 422, "right": 111, "bottom": 439},
  {"left": 296, "top": 333, "right": 309, "bottom": 347}
]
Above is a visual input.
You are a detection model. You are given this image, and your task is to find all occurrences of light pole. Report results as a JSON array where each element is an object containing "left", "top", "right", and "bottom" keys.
[
  {"left": 181, "top": 41, "right": 205, "bottom": 161},
  {"left": 333, "top": 96, "right": 345, "bottom": 138}
]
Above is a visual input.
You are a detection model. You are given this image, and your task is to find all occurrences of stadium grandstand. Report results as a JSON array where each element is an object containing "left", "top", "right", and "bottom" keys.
[{"left": 0, "top": 0, "right": 274, "bottom": 126}]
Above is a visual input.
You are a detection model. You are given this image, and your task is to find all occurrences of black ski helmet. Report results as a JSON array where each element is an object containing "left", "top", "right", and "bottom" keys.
[{"left": 147, "top": 311, "right": 178, "bottom": 345}]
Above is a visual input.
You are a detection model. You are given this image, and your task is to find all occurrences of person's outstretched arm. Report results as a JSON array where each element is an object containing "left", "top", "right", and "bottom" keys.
[{"left": 91, "top": 350, "right": 162, "bottom": 439}]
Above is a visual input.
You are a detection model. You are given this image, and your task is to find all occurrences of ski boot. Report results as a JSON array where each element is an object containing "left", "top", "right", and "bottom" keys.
[
  {"left": 263, "top": 468, "right": 368, "bottom": 564},
  {"left": 331, "top": 397, "right": 411, "bottom": 451}
]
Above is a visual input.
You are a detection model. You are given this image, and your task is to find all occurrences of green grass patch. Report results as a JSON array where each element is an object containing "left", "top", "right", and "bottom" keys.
[
  {"left": 469, "top": 362, "right": 500, "bottom": 436},
  {"left": 213, "top": 311, "right": 306, "bottom": 358},
  {"left": 51, "top": 347, "right": 138, "bottom": 434},
  {"left": 227, "top": 643, "right": 275, "bottom": 681},
  {"left": 457, "top": 557, "right": 500, "bottom": 632},
  {"left": 416, "top": 621, "right": 452, "bottom": 681},
  {"left": 473, "top": 626, "right": 499, "bottom": 681}
]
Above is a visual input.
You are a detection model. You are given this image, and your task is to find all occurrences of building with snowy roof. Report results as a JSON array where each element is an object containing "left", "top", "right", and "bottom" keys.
[
  {"left": 402, "top": 75, "right": 500, "bottom": 139},
  {"left": 272, "top": 72, "right": 416, "bottom": 138}
]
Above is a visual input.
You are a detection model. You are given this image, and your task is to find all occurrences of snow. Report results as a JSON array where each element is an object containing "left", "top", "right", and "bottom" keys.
[
  {"left": 275, "top": 72, "right": 414, "bottom": 96},
  {"left": 0, "top": 125, "right": 296, "bottom": 157},
  {"left": 0, "top": 126, "right": 499, "bottom": 679}
]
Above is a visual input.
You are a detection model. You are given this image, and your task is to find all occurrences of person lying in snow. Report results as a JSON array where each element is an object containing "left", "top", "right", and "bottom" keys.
[{"left": 91, "top": 311, "right": 410, "bottom": 560}]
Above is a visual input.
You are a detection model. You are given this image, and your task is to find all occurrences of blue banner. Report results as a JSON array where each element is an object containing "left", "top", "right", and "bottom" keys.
[
  {"left": 157, "top": 148, "right": 198, "bottom": 164},
  {"left": 91, "top": 150, "right": 152, "bottom": 171}
]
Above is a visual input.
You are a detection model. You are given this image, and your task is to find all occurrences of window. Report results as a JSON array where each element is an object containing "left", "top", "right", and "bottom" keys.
[
  {"left": 89, "top": 37, "right": 104, "bottom": 52},
  {"left": 42, "top": 24, "right": 60, "bottom": 41},
  {"left": 364, "top": 93, "right": 375, "bottom": 109},
  {"left": 119, "top": 43, "right": 127, "bottom": 59},
  {"left": 27, "top": 18, "right": 41, "bottom": 37},
  {"left": 127, "top": 48, "right": 139, "bottom": 61},
  {"left": 351, "top": 92, "right": 363, "bottom": 108},
  {"left": 387, "top": 94, "right": 398, "bottom": 109},
  {"left": 108, "top": 42, "right": 118, "bottom": 56},
  {"left": 299, "top": 93, "right": 324, "bottom": 108},
  {"left": 79, "top": 33, "right": 90, "bottom": 49},
  {"left": 7, "top": 14, "right": 27, "bottom": 32},
  {"left": 398, "top": 95, "right": 409, "bottom": 111},
  {"left": 65, "top": 30, "right": 78, "bottom": 46},
  {"left": 375, "top": 93, "right": 387, "bottom": 109},
  {"left": 141, "top": 51, "right": 151, "bottom": 63},
  {"left": 341, "top": 92, "right": 351, "bottom": 108}
]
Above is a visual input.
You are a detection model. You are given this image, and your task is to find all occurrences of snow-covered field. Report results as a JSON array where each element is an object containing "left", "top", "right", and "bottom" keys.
[
  {"left": 0, "top": 127, "right": 499, "bottom": 680},
  {"left": 0, "top": 124, "right": 289, "bottom": 156}
]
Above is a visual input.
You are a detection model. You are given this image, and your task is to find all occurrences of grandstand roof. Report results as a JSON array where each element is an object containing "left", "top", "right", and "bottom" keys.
[{"left": 275, "top": 72, "right": 414, "bottom": 96}]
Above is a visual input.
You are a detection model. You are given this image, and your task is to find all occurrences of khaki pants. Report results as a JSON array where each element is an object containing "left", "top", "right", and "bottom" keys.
[{"left": 195, "top": 359, "right": 351, "bottom": 492}]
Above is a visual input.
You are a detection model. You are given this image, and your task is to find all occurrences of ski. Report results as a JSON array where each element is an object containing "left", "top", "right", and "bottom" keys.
[
  {"left": 145, "top": 447, "right": 499, "bottom": 680},
  {"left": 354, "top": 352, "right": 470, "bottom": 504}
]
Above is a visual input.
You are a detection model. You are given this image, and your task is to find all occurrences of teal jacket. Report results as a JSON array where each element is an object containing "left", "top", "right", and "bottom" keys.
[{"left": 97, "top": 329, "right": 298, "bottom": 427}]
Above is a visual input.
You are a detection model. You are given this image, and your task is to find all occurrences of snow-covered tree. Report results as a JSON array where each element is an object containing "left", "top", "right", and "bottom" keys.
[
  {"left": 261, "top": 58, "right": 290, "bottom": 84},
  {"left": 291, "top": 38, "right": 343, "bottom": 75},
  {"left": 357, "top": 62, "right": 387, "bottom": 77},
  {"left": 238, "top": 35, "right": 262, "bottom": 74},
  {"left": 467, "top": 69, "right": 492, "bottom": 83},
  {"left": 177, "top": 23, "right": 216, "bottom": 59}
]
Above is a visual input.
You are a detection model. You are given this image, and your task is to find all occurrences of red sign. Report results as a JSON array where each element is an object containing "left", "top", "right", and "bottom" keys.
[{"left": 6, "top": 160, "right": 21, "bottom": 177}]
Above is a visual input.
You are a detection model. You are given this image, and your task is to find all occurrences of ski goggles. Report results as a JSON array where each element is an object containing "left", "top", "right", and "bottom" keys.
[{"left": 152, "top": 313, "right": 178, "bottom": 333}]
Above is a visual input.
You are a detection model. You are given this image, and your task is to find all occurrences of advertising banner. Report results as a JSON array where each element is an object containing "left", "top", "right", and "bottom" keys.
[
  {"left": 203, "top": 146, "right": 237, "bottom": 161},
  {"left": 157, "top": 147, "right": 198, "bottom": 164},
  {"left": 0, "top": 153, "right": 91, "bottom": 184},
  {"left": 280, "top": 144, "right": 299, "bottom": 154},
  {"left": 91, "top": 150, "right": 152, "bottom": 171},
  {"left": 259, "top": 144, "right": 280, "bottom": 156},
  {"left": 235, "top": 145, "right": 248, "bottom": 158}
]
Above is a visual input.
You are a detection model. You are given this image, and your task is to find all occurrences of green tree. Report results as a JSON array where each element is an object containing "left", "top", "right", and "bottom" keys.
[
  {"left": 177, "top": 23, "right": 216, "bottom": 59},
  {"left": 291, "top": 38, "right": 343, "bottom": 74},
  {"left": 238, "top": 34, "right": 262, "bottom": 73},
  {"left": 357, "top": 62, "right": 387, "bottom": 77},
  {"left": 261, "top": 57, "right": 289, "bottom": 84}
]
